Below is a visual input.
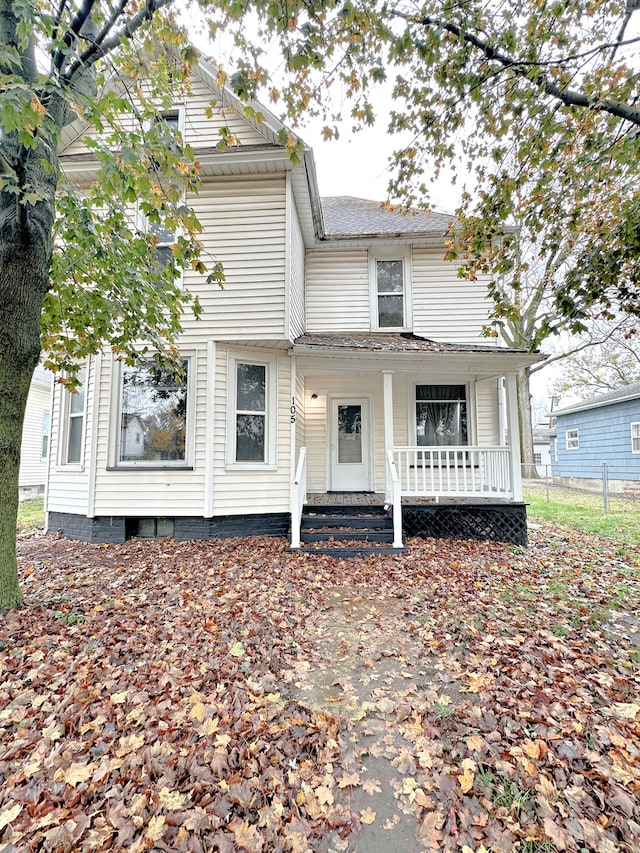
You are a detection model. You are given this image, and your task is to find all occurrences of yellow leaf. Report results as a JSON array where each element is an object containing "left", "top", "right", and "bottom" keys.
[
  {"left": 337, "top": 771, "right": 361, "bottom": 788},
  {"left": 360, "top": 807, "right": 376, "bottom": 825},
  {"left": 457, "top": 767, "right": 475, "bottom": 794},
  {"left": 315, "top": 785, "right": 334, "bottom": 806},
  {"left": 229, "top": 640, "right": 245, "bottom": 657},
  {"left": 466, "top": 735, "right": 484, "bottom": 752},
  {"left": 158, "top": 787, "right": 186, "bottom": 810},
  {"left": 146, "top": 815, "right": 166, "bottom": 842},
  {"left": 202, "top": 717, "right": 219, "bottom": 736},
  {"left": 63, "top": 762, "right": 94, "bottom": 787},
  {"left": 612, "top": 702, "right": 640, "bottom": 719},
  {"left": 522, "top": 739, "right": 541, "bottom": 760},
  {"left": 0, "top": 803, "right": 22, "bottom": 831},
  {"left": 189, "top": 702, "right": 206, "bottom": 722},
  {"left": 111, "top": 691, "right": 127, "bottom": 704},
  {"left": 295, "top": 790, "right": 306, "bottom": 805}
]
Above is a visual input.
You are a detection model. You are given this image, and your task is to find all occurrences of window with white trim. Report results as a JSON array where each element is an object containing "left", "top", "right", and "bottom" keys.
[
  {"left": 416, "top": 384, "right": 468, "bottom": 446},
  {"left": 41, "top": 411, "right": 50, "bottom": 459},
  {"left": 227, "top": 355, "right": 277, "bottom": 467},
  {"left": 631, "top": 422, "right": 640, "bottom": 454},
  {"left": 117, "top": 360, "right": 190, "bottom": 466},
  {"left": 534, "top": 452, "right": 542, "bottom": 465},
  {"left": 565, "top": 428, "right": 579, "bottom": 450},
  {"left": 370, "top": 250, "right": 411, "bottom": 330},
  {"left": 61, "top": 367, "right": 86, "bottom": 465},
  {"left": 553, "top": 438, "right": 558, "bottom": 462}
]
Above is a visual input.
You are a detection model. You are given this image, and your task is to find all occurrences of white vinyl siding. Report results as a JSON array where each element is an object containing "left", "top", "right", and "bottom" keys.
[
  {"left": 46, "top": 360, "right": 95, "bottom": 516},
  {"left": 306, "top": 245, "right": 493, "bottom": 343},
  {"left": 475, "top": 380, "right": 500, "bottom": 445},
  {"left": 180, "top": 177, "right": 287, "bottom": 341},
  {"left": 305, "top": 248, "right": 370, "bottom": 332},
  {"left": 91, "top": 351, "right": 207, "bottom": 517},
  {"left": 288, "top": 194, "right": 306, "bottom": 340},
  {"left": 213, "top": 346, "right": 292, "bottom": 514},
  {"left": 61, "top": 74, "right": 267, "bottom": 157},
  {"left": 410, "top": 247, "right": 493, "bottom": 344},
  {"left": 18, "top": 379, "right": 51, "bottom": 493}
]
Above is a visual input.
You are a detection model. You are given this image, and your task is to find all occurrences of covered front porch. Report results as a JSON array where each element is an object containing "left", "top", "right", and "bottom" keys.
[{"left": 288, "top": 334, "right": 542, "bottom": 549}]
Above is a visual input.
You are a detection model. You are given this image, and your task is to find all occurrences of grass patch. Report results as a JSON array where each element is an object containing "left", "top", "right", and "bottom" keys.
[
  {"left": 17, "top": 498, "right": 45, "bottom": 533},
  {"left": 524, "top": 487, "right": 640, "bottom": 544}
]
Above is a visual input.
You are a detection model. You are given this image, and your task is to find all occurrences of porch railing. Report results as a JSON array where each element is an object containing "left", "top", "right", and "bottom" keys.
[
  {"left": 385, "top": 449, "right": 404, "bottom": 548},
  {"left": 393, "top": 446, "right": 512, "bottom": 500},
  {"left": 290, "top": 447, "right": 307, "bottom": 549}
]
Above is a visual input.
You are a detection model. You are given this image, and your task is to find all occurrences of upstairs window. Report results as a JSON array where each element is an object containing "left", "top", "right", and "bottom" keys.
[
  {"left": 631, "top": 422, "right": 640, "bottom": 454},
  {"left": 565, "top": 428, "right": 579, "bottom": 450},
  {"left": 370, "top": 250, "right": 411, "bottom": 330},
  {"left": 416, "top": 385, "right": 468, "bottom": 446},
  {"left": 118, "top": 360, "right": 190, "bottom": 465}
]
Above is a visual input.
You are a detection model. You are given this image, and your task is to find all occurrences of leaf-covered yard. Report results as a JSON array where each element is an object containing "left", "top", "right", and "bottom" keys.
[{"left": 1, "top": 527, "right": 639, "bottom": 852}]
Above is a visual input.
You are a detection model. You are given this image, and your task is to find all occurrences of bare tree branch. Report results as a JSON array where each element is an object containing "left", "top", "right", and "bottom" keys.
[{"left": 392, "top": 9, "right": 640, "bottom": 126}]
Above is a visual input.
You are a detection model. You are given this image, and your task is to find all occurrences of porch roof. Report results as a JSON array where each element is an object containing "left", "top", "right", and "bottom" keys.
[{"left": 292, "top": 333, "right": 544, "bottom": 373}]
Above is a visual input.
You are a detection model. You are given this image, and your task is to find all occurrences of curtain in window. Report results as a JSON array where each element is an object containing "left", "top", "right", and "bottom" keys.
[{"left": 416, "top": 385, "right": 467, "bottom": 446}]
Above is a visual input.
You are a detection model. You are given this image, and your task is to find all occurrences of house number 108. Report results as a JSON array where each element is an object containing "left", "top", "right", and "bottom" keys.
[{"left": 290, "top": 397, "right": 296, "bottom": 423}]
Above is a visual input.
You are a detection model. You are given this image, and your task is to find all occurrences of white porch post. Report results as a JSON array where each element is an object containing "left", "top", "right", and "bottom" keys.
[
  {"left": 383, "top": 371, "right": 394, "bottom": 501},
  {"left": 505, "top": 373, "right": 523, "bottom": 501}
]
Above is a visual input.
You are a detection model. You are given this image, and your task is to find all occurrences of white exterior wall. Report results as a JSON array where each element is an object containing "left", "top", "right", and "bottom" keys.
[
  {"left": 19, "top": 378, "right": 51, "bottom": 497},
  {"left": 476, "top": 379, "right": 501, "bottom": 445},
  {"left": 305, "top": 244, "right": 493, "bottom": 343},
  {"left": 412, "top": 247, "right": 493, "bottom": 344},
  {"left": 288, "top": 190, "right": 306, "bottom": 340},
  {"left": 211, "top": 345, "right": 292, "bottom": 515},
  {"left": 90, "top": 349, "right": 208, "bottom": 517},
  {"left": 61, "top": 76, "right": 267, "bottom": 157},
  {"left": 179, "top": 176, "right": 288, "bottom": 342},
  {"left": 305, "top": 248, "right": 370, "bottom": 332},
  {"left": 46, "top": 359, "right": 96, "bottom": 516}
]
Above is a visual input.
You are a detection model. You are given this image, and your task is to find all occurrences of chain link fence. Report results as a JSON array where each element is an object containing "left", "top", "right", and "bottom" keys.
[{"left": 522, "top": 462, "right": 640, "bottom": 516}]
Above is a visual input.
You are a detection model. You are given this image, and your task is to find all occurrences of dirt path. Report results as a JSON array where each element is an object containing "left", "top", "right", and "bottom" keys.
[{"left": 288, "top": 587, "right": 463, "bottom": 852}]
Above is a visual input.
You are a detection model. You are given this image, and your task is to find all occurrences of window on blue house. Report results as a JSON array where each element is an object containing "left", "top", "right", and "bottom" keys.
[
  {"left": 631, "top": 422, "right": 640, "bottom": 454},
  {"left": 565, "top": 428, "right": 579, "bottom": 451}
]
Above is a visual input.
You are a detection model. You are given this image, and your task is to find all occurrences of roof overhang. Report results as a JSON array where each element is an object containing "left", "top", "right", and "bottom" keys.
[{"left": 292, "top": 334, "right": 545, "bottom": 376}]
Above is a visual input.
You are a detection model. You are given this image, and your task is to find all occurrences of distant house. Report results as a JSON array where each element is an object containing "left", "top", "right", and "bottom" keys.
[
  {"left": 19, "top": 366, "right": 53, "bottom": 501},
  {"left": 532, "top": 428, "right": 553, "bottom": 475},
  {"left": 44, "top": 57, "right": 544, "bottom": 548},
  {"left": 550, "top": 382, "right": 640, "bottom": 491}
]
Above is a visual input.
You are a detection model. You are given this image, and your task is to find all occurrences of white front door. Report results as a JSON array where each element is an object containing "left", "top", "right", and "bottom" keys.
[{"left": 329, "top": 398, "right": 372, "bottom": 491}]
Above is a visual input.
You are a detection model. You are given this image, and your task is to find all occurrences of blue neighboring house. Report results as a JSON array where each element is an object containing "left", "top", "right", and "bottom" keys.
[{"left": 550, "top": 381, "right": 640, "bottom": 484}]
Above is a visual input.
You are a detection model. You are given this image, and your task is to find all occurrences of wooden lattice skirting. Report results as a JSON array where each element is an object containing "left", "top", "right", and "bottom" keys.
[{"left": 402, "top": 503, "right": 528, "bottom": 546}]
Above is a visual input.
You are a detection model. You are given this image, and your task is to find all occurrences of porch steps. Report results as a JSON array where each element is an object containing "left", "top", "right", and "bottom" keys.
[{"left": 292, "top": 505, "right": 405, "bottom": 556}]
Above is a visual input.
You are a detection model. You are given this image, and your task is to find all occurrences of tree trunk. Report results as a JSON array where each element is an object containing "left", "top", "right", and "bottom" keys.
[
  {"left": 0, "top": 147, "right": 56, "bottom": 610},
  {"left": 517, "top": 367, "right": 537, "bottom": 480}
]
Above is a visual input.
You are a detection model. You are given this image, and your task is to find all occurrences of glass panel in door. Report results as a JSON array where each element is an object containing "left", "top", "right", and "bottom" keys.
[{"left": 337, "top": 405, "right": 362, "bottom": 464}]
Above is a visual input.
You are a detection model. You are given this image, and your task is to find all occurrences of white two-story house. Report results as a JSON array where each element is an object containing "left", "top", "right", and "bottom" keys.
[{"left": 46, "top": 58, "right": 542, "bottom": 551}]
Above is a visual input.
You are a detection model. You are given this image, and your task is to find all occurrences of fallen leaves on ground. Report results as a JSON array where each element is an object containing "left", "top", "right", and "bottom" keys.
[{"left": 1, "top": 524, "right": 639, "bottom": 852}]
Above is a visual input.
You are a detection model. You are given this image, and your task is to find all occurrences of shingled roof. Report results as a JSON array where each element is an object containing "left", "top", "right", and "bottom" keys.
[
  {"left": 553, "top": 381, "right": 640, "bottom": 416},
  {"left": 321, "top": 196, "right": 455, "bottom": 238},
  {"left": 293, "top": 332, "right": 526, "bottom": 354}
]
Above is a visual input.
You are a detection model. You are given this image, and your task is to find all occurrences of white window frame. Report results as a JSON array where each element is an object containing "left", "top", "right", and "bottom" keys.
[
  {"left": 58, "top": 366, "right": 87, "bottom": 469},
  {"left": 110, "top": 354, "right": 196, "bottom": 469},
  {"left": 139, "top": 106, "right": 187, "bottom": 284},
  {"left": 41, "top": 410, "right": 50, "bottom": 460},
  {"left": 631, "top": 422, "right": 640, "bottom": 454},
  {"left": 369, "top": 247, "right": 412, "bottom": 331},
  {"left": 565, "top": 428, "right": 579, "bottom": 451},
  {"left": 553, "top": 437, "right": 559, "bottom": 462},
  {"left": 226, "top": 352, "right": 277, "bottom": 470},
  {"left": 411, "top": 381, "right": 471, "bottom": 446}
]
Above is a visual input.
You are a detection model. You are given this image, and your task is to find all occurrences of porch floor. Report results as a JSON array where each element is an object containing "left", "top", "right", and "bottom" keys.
[{"left": 306, "top": 492, "right": 516, "bottom": 506}]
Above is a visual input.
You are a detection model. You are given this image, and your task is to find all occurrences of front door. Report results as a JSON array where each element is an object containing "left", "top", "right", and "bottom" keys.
[{"left": 329, "top": 398, "right": 372, "bottom": 491}]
